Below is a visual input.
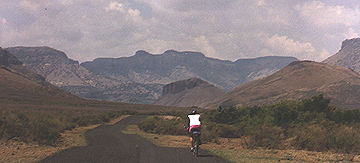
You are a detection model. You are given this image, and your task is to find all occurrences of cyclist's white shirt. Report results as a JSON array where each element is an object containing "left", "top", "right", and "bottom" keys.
[{"left": 188, "top": 114, "right": 201, "bottom": 126}]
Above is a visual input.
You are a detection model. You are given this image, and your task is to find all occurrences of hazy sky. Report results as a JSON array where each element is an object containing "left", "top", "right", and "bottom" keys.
[{"left": 0, "top": 0, "right": 359, "bottom": 62}]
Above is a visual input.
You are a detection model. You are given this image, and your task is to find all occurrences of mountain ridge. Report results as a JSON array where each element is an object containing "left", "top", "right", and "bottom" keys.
[
  {"left": 82, "top": 49, "right": 298, "bottom": 91},
  {"left": 5, "top": 46, "right": 297, "bottom": 104},
  {"left": 203, "top": 61, "right": 360, "bottom": 109}
]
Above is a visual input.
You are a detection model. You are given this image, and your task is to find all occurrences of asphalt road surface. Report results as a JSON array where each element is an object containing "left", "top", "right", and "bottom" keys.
[{"left": 40, "top": 115, "right": 228, "bottom": 163}]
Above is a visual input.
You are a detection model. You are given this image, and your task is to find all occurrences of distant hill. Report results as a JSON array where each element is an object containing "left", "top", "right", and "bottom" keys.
[
  {"left": 82, "top": 50, "right": 298, "bottom": 91},
  {"left": 0, "top": 48, "right": 83, "bottom": 105},
  {"left": 323, "top": 38, "right": 360, "bottom": 73},
  {"left": 204, "top": 61, "right": 360, "bottom": 109},
  {"left": 155, "top": 78, "right": 225, "bottom": 107}
]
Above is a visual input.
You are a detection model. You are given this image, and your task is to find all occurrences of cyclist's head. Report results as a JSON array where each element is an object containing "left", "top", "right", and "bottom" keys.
[{"left": 191, "top": 110, "right": 198, "bottom": 114}]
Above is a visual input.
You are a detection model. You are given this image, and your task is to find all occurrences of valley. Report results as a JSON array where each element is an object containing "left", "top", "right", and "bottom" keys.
[
  {"left": 3, "top": 1, "right": 360, "bottom": 162},
  {"left": 1, "top": 37, "right": 360, "bottom": 162}
]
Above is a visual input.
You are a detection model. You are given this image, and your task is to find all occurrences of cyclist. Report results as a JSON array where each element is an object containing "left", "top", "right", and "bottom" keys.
[{"left": 187, "top": 110, "right": 201, "bottom": 152}]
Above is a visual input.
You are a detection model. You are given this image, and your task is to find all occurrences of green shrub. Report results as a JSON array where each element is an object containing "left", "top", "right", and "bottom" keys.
[
  {"left": 138, "top": 116, "right": 185, "bottom": 135},
  {"left": 138, "top": 117, "right": 157, "bottom": 132}
]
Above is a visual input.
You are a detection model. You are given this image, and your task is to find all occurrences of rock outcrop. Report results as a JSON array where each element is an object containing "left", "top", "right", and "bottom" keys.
[
  {"left": 323, "top": 38, "right": 360, "bottom": 73},
  {"left": 0, "top": 48, "right": 83, "bottom": 105}
]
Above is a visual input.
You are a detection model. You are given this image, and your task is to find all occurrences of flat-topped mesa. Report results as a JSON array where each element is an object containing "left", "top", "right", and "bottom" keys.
[
  {"left": 134, "top": 50, "right": 152, "bottom": 56},
  {"left": 155, "top": 77, "right": 225, "bottom": 107},
  {"left": 162, "top": 77, "right": 208, "bottom": 96},
  {"left": 162, "top": 50, "right": 206, "bottom": 58}
]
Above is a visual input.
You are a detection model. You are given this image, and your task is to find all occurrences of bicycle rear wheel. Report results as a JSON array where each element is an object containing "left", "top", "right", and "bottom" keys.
[{"left": 193, "top": 137, "right": 199, "bottom": 157}]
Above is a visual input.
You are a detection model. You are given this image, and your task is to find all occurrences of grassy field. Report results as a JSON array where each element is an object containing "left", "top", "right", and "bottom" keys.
[{"left": 123, "top": 121, "right": 360, "bottom": 163}]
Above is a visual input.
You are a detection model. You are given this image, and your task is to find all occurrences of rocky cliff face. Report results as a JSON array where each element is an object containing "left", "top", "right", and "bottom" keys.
[
  {"left": 5, "top": 47, "right": 161, "bottom": 104},
  {"left": 0, "top": 48, "right": 45, "bottom": 83},
  {"left": 323, "top": 38, "right": 360, "bottom": 73},
  {"left": 0, "top": 48, "right": 84, "bottom": 105},
  {"left": 0, "top": 48, "right": 22, "bottom": 66},
  {"left": 155, "top": 78, "right": 225, "bottom": 107},
  {"left": 6, "top": 46, "right": 102, "bottom": 87}
]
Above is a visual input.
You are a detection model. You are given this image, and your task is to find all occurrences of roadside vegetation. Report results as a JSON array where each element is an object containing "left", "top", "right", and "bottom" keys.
[
  {"left": 128, "top": 123, "right": 358, "bottom": 162},
  {"left": 138, "top": 95, "right": 360, "bottom": 154},
  {"left": 0, "top": 108, "right": 132, "bottom": 145}
]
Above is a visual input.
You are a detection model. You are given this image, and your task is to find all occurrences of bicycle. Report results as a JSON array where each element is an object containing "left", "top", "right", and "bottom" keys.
[
  {"left": 185, "top": 126, "right": 201, "bottom": 157},
  {"left": 192, "top": 129, "right": 201, "bottom": 157}
]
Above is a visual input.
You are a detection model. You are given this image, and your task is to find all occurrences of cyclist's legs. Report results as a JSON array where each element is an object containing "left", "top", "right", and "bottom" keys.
[
  {"left": 189, "top": 125, "right": 201, "bottom": 148},
  {"left": 190, "top": 128, "right": 200, "bottom": 147},
  {"left": 190, "top": 137, "right": 193, "bottom": 147}
]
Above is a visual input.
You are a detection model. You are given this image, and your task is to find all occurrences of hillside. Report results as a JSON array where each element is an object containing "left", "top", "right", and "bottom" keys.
[
  {"left": 204, "top": 61, "right": 360, "bottom": 109},
  {"left": 82, "top": 50, "right": 298, "bottom": 91},
  {"left": 323, "top": 38, "right": 360, "bottom": 73},
  {"left": 5, "top": 46, "right": 125, "bottom": 87},
  {"left": 155, "top": 78, "right": 225, "bottom": 107},
  {"left": 5, "top": 47, "right": 162, "bottom": 104},
  {"left": 0, "top": 48, "right": 84, "bottom": 105}
]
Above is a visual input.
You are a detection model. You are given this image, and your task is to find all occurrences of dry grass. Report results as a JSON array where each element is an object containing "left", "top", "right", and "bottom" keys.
[
  {"left": 106, "top": 115, "right": 130, "bottom": 125},
  {"left": 156, "top": 115, "right": 181, "bottom": 120},
  {"left": 123, "top": 125, "right": 360, "bottom": 163},
  {"left": 0, "top": 115, "right": 129, "bottom": 163}
]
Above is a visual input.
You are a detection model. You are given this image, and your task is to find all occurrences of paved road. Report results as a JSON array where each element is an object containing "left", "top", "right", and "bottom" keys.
[{"left": 40, "top": 115, "right": 228, "bottom": 163}]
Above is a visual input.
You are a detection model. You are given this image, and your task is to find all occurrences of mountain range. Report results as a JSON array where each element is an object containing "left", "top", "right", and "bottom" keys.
[
  {"left": 82, "top": 50, "right": 297, "bottom": 91},
  {"left": 6, "top": 47, "right": 297, "bottom": 104},
  {"left": 2, "top": 37, "right": 360, "bottom": 109}
]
